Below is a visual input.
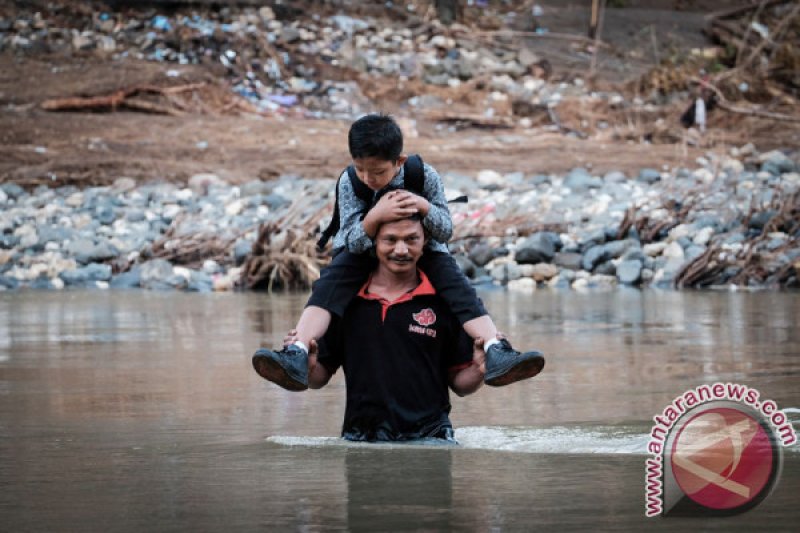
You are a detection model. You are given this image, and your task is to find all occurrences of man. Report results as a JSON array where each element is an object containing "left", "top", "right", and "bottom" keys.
[{"left": 253, "top": 215, "right": 545, "bottom": 442}]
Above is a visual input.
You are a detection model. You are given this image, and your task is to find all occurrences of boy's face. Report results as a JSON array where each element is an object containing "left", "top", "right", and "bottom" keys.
[{"left": 352, "top": 155, "right": 408, "bottom": 191}]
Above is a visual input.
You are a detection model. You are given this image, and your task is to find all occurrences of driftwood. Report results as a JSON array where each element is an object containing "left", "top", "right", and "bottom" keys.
[
  {"left": 41, "top": 82, "right": 261, "bottom": 116},
  {"left": 239, "top": 194, "right": 332, "bottom": 292},
  {"left": 425, "top": 111, "right": 514, "bottom": 129},
  {"left": 673, "top": 188, "right": 800, "bottom": 289},
  {"left": 690, "top": 77, "right": 800, "bottom": 124}
]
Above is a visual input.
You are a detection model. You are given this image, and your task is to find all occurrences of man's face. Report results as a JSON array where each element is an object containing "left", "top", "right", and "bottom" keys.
[
  {"left": 375, "top": 218, "right": 426, "bottom": 275},
  {"left": 352, "top": 155, "right": 407, "bottom": 191}
]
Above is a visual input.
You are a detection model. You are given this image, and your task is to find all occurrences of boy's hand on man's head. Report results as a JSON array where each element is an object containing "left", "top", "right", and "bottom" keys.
[{"left": 372, "top": 190, "right": 420, "bottom": 222}]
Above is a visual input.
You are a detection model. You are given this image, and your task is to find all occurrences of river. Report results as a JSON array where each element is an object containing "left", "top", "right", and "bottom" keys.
[{"left": 1, "top": 289, "right": 798, "bottom": 531}]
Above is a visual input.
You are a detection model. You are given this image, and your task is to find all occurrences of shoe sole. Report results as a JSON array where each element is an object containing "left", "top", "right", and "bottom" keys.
[
  {"left": 485, "top": 355, "right": 545, "bottom": 387},
  {"left": 252, "top": 353, "right": 308, "bottom": 392}
]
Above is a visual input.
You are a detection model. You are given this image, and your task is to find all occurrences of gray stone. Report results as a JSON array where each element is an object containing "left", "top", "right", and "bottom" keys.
[
  {"left": 621, "top": 247, "right": 646, "bottom": 262},
  {"left": 110, "top": 266, "right": 142, "bottom": 289},
  {"left": 553, "top": 252, "right": 582, "bottom": 270},
  {"left": 748, "top": 210, "right": 775, "bottom": 230},
  {"left": 594, "top": 260, "right": 616, "bottom": 276},
  {"left": 60, "top": 263, "right": 112, "bottom": 285},
  {"left": 563, "top": 168, "right": 602, "bottom": 192},
  {"left": 454, "top": 254, "right": 476, "bottom": 278},
  {"left": 685, "top": 245, "right": 706, "bottom": 263},
  {"left": 603, "top": 239, "right": 633, "bottom": 259},
  {"left": 29, "top": 276, "right": 54, "bottom": 290},
  {"left": 139, "top": 259, "right": 175, "bottom": 290},
  {"left": 676, "top": 236, "right": 693, "bottom": 249},
  {"left": 724, "top": 233, "right": 746, "bottom": 245},
  {"left": 126, "top": 210, "right": 146, "bottom": 223},
  {"left": 95, "top": 205, "right": 117, "bottom": 225},
  {"left": 582, "top": 244, "right": 608, "bottom": 271},
  {"left": 638, "top": 168, "right": 661, "bottom": 184},
  {"left": 263, "top": 193, "right": 291, "bottom": 210},
  {"left": 233, "top": 239, "right": 254, "bottom": 266},
  {"left": 490, "top": 262, "right": 521, "bottom": 283},
  {"left": 0, "top": 234, "right": 20, "bottom": 249},
  {"left": 760, "top": 150, "right": 796, "bottom": 175},
  {"left": 1, "top": 183, "right": 26, "bottom": 200},
  {"left": 603, "top": 170, "right": 627, "bottom": 183},
  {"left": 530, "top": 174, "right": 551, "bottom": 186},
  {"left": 693, "top": 215, "right": 723, "bottom": 231},
  {"left": 37, "top": 225, "right": 74, "bottom": 247},
  {"left": 0, "top": 275, "right": 19, "bottom": 289},
  {"left": 515, "top": 232, "right": 556, "bottom": 264},
  {"left": 617, "top": 259, "right": 642, "bottom": 285},
  {"left": 468, "top": 242, "right": 495, "bottom": 267},
  {"left": 240, "top": 180, "right": 272, "bottom": 197},
  {"left": 186, "top": 270, "right": 213, "bottom": 292},
  {"left": 578, "top": 228, "right": 607, "bottom": 249},
  {"left": 68, "top": 239, "right": 119, "bottom": 265}
]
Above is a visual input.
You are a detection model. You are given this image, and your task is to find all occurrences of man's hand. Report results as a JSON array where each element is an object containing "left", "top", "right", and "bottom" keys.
[
  {"left": 307, "top": 338, "right": 333, "bottom": 389},
  {"left": 472, "top": 336, "right": 487, "bottom": 376},
  {"left": 282, "top": 328, "right": 299, "bottom": 347}
]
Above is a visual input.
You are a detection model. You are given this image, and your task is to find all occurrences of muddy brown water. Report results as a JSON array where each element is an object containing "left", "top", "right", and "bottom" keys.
[{"left": 1, "top": 289, "right": 798, "bottom": 531}]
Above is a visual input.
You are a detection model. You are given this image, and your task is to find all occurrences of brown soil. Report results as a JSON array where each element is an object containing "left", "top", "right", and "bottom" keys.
[
  {"left": 0, "top": 53, "right": 712, "bottom": 188},
  {"left": 1, "top": 1, "right": 797, "bottom": 189}
]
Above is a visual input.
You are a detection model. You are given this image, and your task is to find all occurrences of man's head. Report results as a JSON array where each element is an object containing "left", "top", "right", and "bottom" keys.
[
  {"left": 349, "top": 113, "right": 407, "bottom": 192},
  {"left": 374, "top": 215, "right": 427, "bottom": 276}
]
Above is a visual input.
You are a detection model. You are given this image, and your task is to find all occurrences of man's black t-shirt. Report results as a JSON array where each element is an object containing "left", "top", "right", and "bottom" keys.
[{"left": 318, "top": 270, "right": 474, "bottom": 441}]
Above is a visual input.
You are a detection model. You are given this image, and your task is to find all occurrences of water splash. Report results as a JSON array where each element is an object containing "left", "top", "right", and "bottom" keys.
[{"left": 456, "top": 425, "right": 651, "bottom": 455}]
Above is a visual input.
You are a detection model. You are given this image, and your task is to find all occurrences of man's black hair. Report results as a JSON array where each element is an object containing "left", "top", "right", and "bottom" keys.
[{"left": 348, "top": 113, "right": 404, "bottom": 161}]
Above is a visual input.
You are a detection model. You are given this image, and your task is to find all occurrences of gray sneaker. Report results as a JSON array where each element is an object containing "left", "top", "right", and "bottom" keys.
[
  {"left": 484, "top": 339, "right": 545, "bottom": 386},
  {"left": 252, "top": 344, "right": 309, "bottom": 391}
]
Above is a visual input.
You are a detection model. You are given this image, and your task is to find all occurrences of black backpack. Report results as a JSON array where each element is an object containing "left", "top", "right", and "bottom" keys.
[{"left": 316, "top": 154, "right": 427, "bottom": 250}]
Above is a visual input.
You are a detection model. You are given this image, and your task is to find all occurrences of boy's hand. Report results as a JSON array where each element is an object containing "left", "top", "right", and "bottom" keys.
[{"left": 372, "top": 190, "right": 422, "bottom": 222}]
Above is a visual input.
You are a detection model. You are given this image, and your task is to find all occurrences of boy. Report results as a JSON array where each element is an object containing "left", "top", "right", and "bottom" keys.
[{"left": 253, "top": 113, "right": 544, "bottom": 391}]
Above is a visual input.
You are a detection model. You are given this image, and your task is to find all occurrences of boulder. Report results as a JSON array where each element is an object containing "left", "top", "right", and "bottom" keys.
[
  {"left": 553, "top": 252, "right": 582, "bottom": 270},
  {"left": 529, "top": 263, "right": 558, "bottom": 281},
  {"left": 617, "top": 259, "right": 642, "bottom": 285},
  {"left": 515, "top": 232, "right": 556, "bottom": 264}
]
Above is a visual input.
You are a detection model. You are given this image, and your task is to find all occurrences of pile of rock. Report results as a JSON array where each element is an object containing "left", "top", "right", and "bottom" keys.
[
  {"left": 1, "top": 146, "right": 797, "bottom": 292},
  {"left": 0, "top": 173, "right": 329, "bottom": 292},
  {"left": 448, "top": 147, "right": 799, "bottom": 291},
  {"left": 0, "top": 3, "right": 613, "bottom": 121}
]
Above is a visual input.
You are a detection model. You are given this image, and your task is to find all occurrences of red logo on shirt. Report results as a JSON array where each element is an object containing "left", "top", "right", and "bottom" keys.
[{"left": 413, "top": 308, "right": 437, "bottom": 327}]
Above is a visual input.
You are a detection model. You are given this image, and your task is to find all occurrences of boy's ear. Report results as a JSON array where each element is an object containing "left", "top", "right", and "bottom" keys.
[{"left": 396, "top": 154, "right": 408, "bottom": 166}]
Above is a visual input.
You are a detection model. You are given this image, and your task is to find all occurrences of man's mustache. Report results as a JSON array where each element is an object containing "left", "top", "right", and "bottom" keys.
[{"left": 387, "top": 255, "right": 413, "bottom": 262}]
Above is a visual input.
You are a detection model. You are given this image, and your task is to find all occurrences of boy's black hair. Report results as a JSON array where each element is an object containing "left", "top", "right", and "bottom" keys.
[{"left": 348, "top": 113, "right": 403, "bottom": 161}]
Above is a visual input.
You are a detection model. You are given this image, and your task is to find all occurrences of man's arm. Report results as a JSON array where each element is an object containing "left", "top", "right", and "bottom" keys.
[{"left": 449, "top": 337, "right": 486, "bottom": 397}]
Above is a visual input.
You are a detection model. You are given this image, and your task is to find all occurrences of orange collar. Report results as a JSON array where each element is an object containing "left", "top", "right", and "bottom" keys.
[{"left": 357, "top": 269, "right": 436, "bottom": 321}]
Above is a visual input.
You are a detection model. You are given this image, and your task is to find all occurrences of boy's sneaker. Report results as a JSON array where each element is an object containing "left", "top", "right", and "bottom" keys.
[
  {"left": 252, "top": 345, "right": 309, "bottom": 391},
  {"left": 484, "top": 339, "right": 545, "bottom": 387}
]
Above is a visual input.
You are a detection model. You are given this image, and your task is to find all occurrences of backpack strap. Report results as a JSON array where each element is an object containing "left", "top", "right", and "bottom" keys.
[{"left": 403, "top": 154, "right": 425, "bottom": 196}]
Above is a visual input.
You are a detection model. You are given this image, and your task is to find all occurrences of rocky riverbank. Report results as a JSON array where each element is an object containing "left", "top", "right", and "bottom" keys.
[{"left": 1, "top": 145, "right": 797, "bottom": 293}]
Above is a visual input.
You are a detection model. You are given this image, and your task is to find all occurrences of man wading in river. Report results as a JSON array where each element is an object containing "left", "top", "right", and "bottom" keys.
[{"left": 254, "top": 215, "right": 546, "bottom": 442}]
